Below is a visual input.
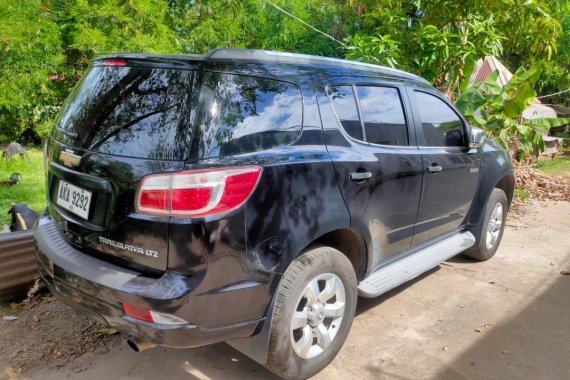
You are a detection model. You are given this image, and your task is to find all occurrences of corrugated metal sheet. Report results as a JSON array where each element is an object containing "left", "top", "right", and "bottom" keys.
[
  {"left": 470, "top": 59, "right": 492, "bottom": 85},
  {"left": 469, "top": 56, "right": 513, "bottom": 87},
  {"left": 0, "top": 230, "right": 37, "bottom": 303}
]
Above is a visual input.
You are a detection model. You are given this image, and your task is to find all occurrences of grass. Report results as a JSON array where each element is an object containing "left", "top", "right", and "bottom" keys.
[
  {"left": 0, "top": 148, "right": 46, "bottom": 226},
  {"left": 536, "top": 154, "right": 570, "bottom": 177},
  {"left": 514, "top": 188, "right": 531, "bottom": 202}
]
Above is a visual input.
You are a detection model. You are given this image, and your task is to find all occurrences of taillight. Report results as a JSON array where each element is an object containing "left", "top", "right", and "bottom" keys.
[
  {"left": 136, "top": 166, "right": 262, "bottom": 217},
  {"left": 100, "top": 58, "right": 127, "bottom": 67}
]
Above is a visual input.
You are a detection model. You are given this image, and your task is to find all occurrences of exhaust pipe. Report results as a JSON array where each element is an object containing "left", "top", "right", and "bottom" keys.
[{"left": 126, "top": 337, "right": 156, "bottom": 352}]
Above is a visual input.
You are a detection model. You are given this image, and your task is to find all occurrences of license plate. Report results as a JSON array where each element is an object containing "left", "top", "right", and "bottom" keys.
[{"left": 56, "top": 180, "right": 92, "bottom": 220}]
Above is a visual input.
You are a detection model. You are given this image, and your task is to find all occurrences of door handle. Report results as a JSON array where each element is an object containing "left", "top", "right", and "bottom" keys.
[
  {"left": 427, "top": 165, "right": 443, "bottom": 173},
  {"left": 350, "top": 171, "right": 372, "bottom": 182}
]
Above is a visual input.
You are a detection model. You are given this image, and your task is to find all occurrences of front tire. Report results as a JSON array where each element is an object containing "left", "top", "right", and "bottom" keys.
[
  {"left": 266, "top": 246, "right": 357, "bottom": 379},
  {"left": 465, "top": 188, "right": 508, "bottom": 261}
]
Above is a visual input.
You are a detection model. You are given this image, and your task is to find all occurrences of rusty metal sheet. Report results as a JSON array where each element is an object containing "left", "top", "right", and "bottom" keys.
[{"left": 0, "top": 230, "right": 37, "bottom": 303}]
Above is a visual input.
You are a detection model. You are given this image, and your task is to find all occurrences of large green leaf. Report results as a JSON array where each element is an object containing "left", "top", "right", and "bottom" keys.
[
  {"left": 455, "top": 85, "right": 487, "bottom": 115},
  {"left": 503, "top": 82, "right": 535, "bottom": 118},
  {"left": 503, "top": 65, "right": 543, "bottom": 95},
  {"left": 459, "top": 55, "right": 476, "bottom": 93},
  {"left": 527, "top": 117, "right": 570, "bottom": 131},
  {"left": 456, "top": 70, "right": 501, "bottom": 115},
  {"left": 515, "top": 124, "right": 532, "bottom": 138}
]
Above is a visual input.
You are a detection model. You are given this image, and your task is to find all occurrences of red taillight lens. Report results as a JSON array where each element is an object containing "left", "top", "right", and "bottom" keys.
[
  {"left": 123, "top": 303, "right": 155, "bottom": 323},
  {"left": 171, "top": 188, "right": 213, "bottom": 211},
  {"left": 100, "top": 58, "right": 127, "bottom": 67},
  {"left": 217, "top": 171, "right": 263, "bottom": 213},
  {"left": 136, "top": 166, "right": 262, "bottom": 217},
  {"left": 123, "top": 303, "right": 189, "bottom": 325},
  {"left": 139, "top": 189, "right": 169, "bottom": 211}
]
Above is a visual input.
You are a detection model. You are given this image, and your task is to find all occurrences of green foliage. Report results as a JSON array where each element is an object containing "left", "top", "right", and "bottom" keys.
[
  {"left": 345, "top": 0, "right": 561, "bottom": 97},
  {"left": 344, "top": 33, "right": 401, "bottom": 68},
  {"left": 0, "top": 148, "right": 46, "bottom": 225},
  {"left": 0, "top": 0, "right": 358, "bottom": 141},
  {"left": 534, "top": 0, "right": 570, "bottom": 101},
  {"left": 455, "top": 66, "right": 570, "bottom": 157},
  {"left": 0, "top": 0, "right": 65, "bottom": 140}
]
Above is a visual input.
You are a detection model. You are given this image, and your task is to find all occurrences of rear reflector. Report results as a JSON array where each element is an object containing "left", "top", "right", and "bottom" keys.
[
  {"left": 123, "top": 303, "right": 155, "bottom": 323},
  {"left": 122, "top": 303, "right": 189, "bottom": 325},
  {"left": 136, "top": 166, "right": 262, "bottom": 217}
]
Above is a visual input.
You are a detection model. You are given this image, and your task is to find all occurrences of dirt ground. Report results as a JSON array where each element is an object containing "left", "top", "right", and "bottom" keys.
[{"left": 1, "top": 200, "right": 569, "bottom": 380}]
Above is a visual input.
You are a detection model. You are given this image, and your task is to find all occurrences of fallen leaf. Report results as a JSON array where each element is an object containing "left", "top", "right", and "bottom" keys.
[
  {"left": 10, "top": 303, "right": 25, "bottom": 312},
  {"left": 561, "top": 271, "right": 570, "bottom": 276},
  {"left": 474, "top": 323, "right": 494, "bottom": 333},
  {"left": 98, "top": 328, "right": 119, "bottom": 335},
  {"left": 3, "top": 315, "right": 18, "bottom": 321}
]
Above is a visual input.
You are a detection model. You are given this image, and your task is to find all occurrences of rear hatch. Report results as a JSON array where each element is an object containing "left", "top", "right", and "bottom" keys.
[{"left": 46, "top": 58, "right": 196, "bottom": 273}]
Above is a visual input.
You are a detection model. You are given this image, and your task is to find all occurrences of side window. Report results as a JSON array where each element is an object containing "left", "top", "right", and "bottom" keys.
[
  {"left": 327, "top": 86, "right": 363, "bottom": 140},
  {"left": 414, "top": 91, "right": 466, "bottom": 147},
  {"left": 196, "top": 72, "right": 303, "bottom": 158},
  {"left": 356, "top": 86, "right": 408, "bottom": 146}
]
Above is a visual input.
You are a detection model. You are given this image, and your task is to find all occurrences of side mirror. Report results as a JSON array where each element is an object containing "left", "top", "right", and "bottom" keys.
[{"left": 469, "top": 127, "right": 486, "bottom": 149}]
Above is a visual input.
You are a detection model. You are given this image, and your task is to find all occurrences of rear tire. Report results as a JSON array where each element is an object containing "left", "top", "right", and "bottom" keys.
[
  {"left": 265, "top": 246, "right": 357, "bottom": 379},
  {"left": 465, "top": 188, "right": 508, "bottom": 261}
]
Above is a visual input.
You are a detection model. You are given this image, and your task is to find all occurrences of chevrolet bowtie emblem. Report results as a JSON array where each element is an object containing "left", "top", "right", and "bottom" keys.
[{"left": 59, "top": 149, "right": 81, "bottom": 168}]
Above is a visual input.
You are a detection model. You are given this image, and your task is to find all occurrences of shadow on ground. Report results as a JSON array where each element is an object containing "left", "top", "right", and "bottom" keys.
[{"left": 435, "top": 263, "right": 570, "bottom": 380}]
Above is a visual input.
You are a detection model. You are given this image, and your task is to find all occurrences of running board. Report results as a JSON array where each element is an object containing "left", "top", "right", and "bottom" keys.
[{"left": 358, "top": 231, "right": 475, "bottom": 298}]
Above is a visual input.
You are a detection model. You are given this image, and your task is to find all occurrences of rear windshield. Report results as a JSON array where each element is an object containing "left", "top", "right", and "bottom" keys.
[
  {"left": 193, "top": 72, "right": 303, "bottom": 158},
  {"left": 53, "top": 66, "right": 303, "bottom": 160},
  {"left": 53, "top": 66, "right": 194, "bottom": 160}
]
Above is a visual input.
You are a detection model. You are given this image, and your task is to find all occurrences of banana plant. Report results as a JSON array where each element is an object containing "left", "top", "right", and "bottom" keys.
[{"left": 455, "top": 64, "right": 570, "bottom": 158}]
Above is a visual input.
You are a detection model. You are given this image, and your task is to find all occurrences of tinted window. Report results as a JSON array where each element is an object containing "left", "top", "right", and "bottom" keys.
[
  {"left": 195, "top": 73, "right": 302, "bottom": 158},
  {"left": 328, "top": 86, "right": 363, "bottom": 140},
  {"left": 53, "top": 66, "right": 194, "bottom": 160},
  {"left": 357, "top": 86, "right": 408, "bottom": 146},
  {"left": 415, "top": 91, "right": 466, "bottom": 147}
]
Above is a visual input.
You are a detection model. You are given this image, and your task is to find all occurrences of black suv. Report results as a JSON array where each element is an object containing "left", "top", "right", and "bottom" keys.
[{"left": 35, "top": 49, "right": 514, "bottom": 379}]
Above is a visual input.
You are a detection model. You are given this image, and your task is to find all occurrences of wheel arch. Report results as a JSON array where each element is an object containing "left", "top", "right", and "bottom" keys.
[
  {"left": 300, "top": 228, "right": 368, "bottom": 282},
  {"left": 467, "top": 170, "right": 515, "bottom": 247},
  {"left": 495, "top": 174, "right": 515, "bottom": 209}
]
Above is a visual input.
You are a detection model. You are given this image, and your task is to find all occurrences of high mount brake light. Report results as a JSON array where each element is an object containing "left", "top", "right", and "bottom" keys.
[
  {"left": 100, "top": 58, "right": 127, "bottom": 67},
  {"left": 136, "top": 166, "right": 262, "bottom": 217}
]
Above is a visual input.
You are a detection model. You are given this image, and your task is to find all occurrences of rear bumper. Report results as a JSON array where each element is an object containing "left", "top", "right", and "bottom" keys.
[{"left": 34, "top": 215, "right": 264, "bottom": 348}]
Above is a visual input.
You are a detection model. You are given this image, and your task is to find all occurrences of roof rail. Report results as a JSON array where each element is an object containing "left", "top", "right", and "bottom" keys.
[{"left": 206, "top": 49, "right": 429, "bottom": 84}]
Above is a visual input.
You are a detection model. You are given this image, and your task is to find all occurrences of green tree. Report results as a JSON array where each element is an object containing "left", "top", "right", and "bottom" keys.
[
  {"left": 533, "top": 0, "right": 570, "bottom": 101},
  {"left": 0, "top": 0, "right": 360, "bottom": 139},
  {"left": 344, "top": 0, "right": 561, "bottom": 97},
  {"left": 0, "top": 0, "right": 64, "bottom": 140}
]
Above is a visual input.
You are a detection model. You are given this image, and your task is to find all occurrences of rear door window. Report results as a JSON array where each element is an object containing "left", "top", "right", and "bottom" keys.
[
  {"left": 195, "top": 73, "right": 303, "bottom": 158},
  {"left": 328, "top": 84, "right": 409, "bottom": 146},
  {"left": 356, "top": 86, "right": 408, "bottom": 146},
  {"left": 327, "top": 86, "right": 363, "bottom": 140}
]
